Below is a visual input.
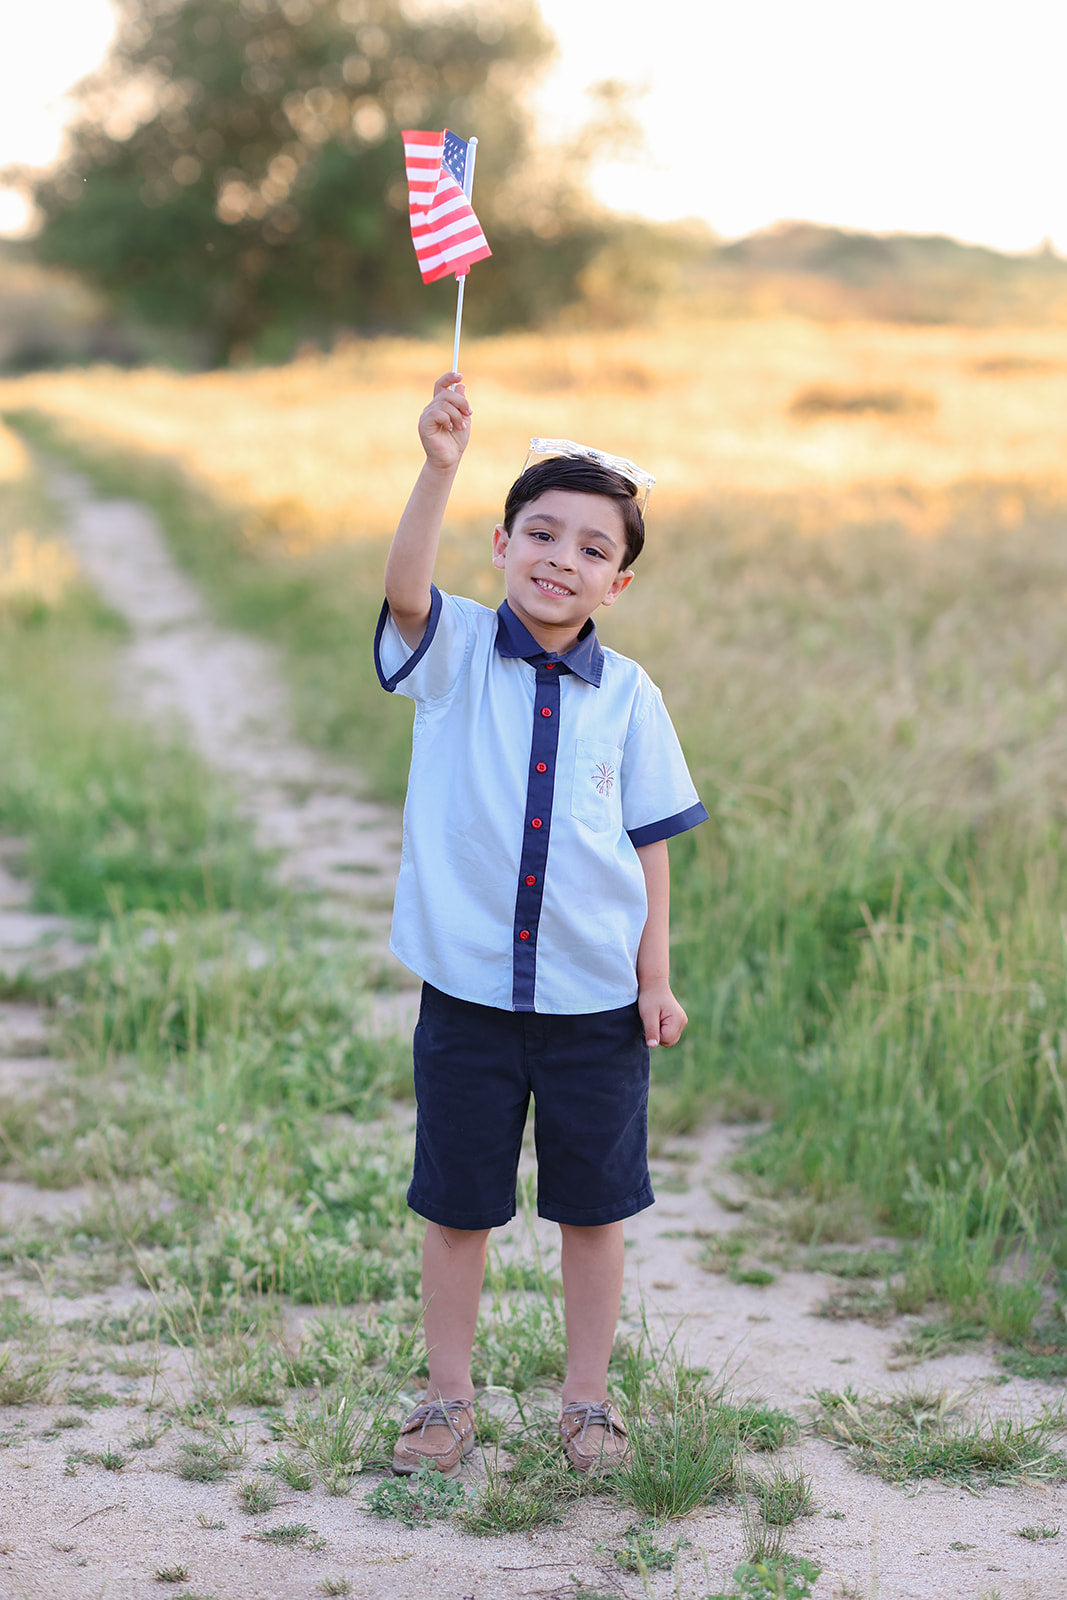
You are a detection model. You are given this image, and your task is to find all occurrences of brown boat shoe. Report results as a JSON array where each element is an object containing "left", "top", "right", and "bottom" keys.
[
  {"left": 559, "top": 1400, "right": 629, "bottom": 1474},
  {"left": 391, "top": 1397, "right": 477, "bottom": 1477}
]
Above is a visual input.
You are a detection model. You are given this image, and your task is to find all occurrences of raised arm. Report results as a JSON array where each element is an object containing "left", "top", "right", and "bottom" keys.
[{"left": 384, "top": 372, "right": 472, "bottom": 649}]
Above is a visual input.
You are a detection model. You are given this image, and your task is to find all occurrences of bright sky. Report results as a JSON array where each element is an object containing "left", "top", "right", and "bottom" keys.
[{"left": 0, "top": 0, "right": 1064, "bottom": 254}]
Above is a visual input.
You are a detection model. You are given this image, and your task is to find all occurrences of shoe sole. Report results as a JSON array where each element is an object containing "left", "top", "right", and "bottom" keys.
[{"left": 391, "top": 1436, "right": 477, "bottom": 1478}]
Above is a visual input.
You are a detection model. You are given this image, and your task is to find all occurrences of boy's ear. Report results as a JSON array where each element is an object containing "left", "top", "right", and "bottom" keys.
[
  {"left": 492, "top": 524, "right": 509, "bottom": 569},
  {"left": 600, "top": 568, "right": 635, "bottom": 608}
]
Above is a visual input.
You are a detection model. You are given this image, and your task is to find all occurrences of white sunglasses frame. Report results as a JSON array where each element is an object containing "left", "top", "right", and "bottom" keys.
[{"left": 521, "top": 438, "right": 655, "bottom": 515}]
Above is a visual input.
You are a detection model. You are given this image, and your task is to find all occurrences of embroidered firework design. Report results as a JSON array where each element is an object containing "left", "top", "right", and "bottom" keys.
[{"left": 593, "top": 761, "right": 616, "bottom": 796}]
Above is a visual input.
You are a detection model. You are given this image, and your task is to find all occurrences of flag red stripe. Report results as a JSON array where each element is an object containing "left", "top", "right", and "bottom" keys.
[{"left": 402, "top": 127, "right": 491, "bottom": 285}]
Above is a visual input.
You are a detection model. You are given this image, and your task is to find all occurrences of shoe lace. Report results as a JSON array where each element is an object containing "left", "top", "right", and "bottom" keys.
[
  {"left": 560, "top": 1400, "right": 620, "bottom": 1444},
  {"left": 405, "top": 1399, "right": 471, "bottom": 1440}
]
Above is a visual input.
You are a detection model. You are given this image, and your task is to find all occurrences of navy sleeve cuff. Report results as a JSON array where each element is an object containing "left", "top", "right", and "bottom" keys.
[
  {"left": 374, "top": 584, "right": 443, "bottom": 692},
  {"left": 627, "top": 800, "right": 709, "bottom": 848}
]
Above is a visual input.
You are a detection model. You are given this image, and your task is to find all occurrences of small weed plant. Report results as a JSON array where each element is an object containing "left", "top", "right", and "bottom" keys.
[
  {"left": 710, "top": 1554, "right": 822, "bottom": 1600},
  {"left": 611, "top": 1520, "right": 689, "bottom": 1573},
  {"left": 365, "top": 1463, "right": 467, "bottom": 1528}
]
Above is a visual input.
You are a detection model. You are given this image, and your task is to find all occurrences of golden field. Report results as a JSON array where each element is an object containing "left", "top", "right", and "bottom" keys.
[{"left": 2, "top": 316, "right": 1066, "bottom": 549}]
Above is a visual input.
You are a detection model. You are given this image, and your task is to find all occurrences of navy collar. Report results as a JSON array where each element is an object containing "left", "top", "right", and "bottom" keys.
[{"left": 494, "top": 601, "right": 604, "bottom": 687}]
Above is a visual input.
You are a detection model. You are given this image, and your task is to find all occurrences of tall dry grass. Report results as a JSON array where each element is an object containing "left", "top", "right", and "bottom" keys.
[
  {"left": 3, "top": 316, "right": 1066, "bottom": 548},
  {"left": 4, "top": 314, "right": 1067, "bottom": 1282}
]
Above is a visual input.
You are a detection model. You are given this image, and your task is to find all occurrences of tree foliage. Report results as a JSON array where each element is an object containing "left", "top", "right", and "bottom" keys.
[{"left": 25, "top": 0, "right": 609, "bottom": 360}]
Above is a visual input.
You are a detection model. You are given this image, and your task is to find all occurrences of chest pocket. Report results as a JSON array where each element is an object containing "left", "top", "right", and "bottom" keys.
[{"left": 570, "top": 739, "right": 624, "bottom": 833}]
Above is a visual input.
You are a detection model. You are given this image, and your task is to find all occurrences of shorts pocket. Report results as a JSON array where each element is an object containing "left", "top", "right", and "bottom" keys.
[{"left": 570, "top": 739, "right": 624, "bottom": 833}]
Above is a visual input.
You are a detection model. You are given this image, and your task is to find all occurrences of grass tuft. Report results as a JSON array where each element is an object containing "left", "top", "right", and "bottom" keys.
[
  {"left": 749, "top": 1465, "right": 816, "bottom": 1525},
  {"left": 174, "top": 1434, "right": 245, "bottom": 1484},
  {"left": 619, "top": 1390, "right": 738, "bottom": 1518},
  {"left": 237, "top": 1475, "right": 278, "bottom": 1515},
  {"left": 253, "top": 1522, "right": 321, "bottom": 1545},
  {"left": 811, "top": 1385, "right": 1067, "bottom": 1486}
]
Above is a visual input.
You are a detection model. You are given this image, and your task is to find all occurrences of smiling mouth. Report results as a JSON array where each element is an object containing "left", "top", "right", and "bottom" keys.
[{"left": 533, "top": 578, "right": 574, "bottom": 597}]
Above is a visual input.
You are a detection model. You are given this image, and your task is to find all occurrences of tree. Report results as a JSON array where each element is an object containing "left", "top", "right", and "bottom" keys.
[{"left": 22, "top": 0, "right": 607, "bottom": 361}]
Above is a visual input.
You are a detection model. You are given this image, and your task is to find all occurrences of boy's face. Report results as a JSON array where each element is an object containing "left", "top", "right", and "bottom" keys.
[{"left": 492, "top": 489, "right": 633, "bottom": 652}]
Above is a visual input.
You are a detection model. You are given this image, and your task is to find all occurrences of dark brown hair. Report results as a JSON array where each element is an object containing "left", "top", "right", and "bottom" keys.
[{"left": 502, "top": 457, "right": 645, "bottom": 569}]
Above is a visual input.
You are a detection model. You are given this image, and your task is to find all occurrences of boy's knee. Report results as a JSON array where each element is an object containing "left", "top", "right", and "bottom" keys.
[
  {"left": 427, "top": 1222, "right": 491, "bottom": 1248},
  {"left": 559, "top": 1220, "right": 624, "bottom": 1242}
]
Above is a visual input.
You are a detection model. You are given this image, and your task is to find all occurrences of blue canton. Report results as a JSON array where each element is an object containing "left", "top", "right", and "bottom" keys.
[{"left": 442, "top": 130, "right": 469, "bottom": 191}]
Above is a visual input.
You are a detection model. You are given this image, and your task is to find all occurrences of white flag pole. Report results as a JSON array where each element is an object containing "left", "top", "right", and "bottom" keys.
[{"left": 451, "top": 135, "right": 478, "bottom": 374}]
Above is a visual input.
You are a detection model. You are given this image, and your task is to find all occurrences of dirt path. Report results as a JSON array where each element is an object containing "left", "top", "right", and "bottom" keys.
[{"left": 1, "top": 467, "right": 1065, "bottom": 1600}]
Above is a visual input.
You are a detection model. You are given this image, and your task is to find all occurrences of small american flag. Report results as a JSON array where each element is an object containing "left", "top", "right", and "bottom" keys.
[{"left": 402, "top": 129, "right": 492, "bottom": 284}]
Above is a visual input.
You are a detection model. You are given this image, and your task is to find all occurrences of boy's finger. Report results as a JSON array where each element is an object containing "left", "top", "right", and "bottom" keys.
[{"left": 660, "top": 1009, "right": 687, "bottom": 1047}]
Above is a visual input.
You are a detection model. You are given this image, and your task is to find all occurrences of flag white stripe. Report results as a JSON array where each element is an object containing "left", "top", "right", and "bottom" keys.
[{"left": 402, "top": 127, "right": 490, "bottom": 283}]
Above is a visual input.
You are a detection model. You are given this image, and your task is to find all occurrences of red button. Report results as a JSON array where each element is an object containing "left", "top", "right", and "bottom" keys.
[
  {"left": 536, "top": 762, "right": 547, "bottom": 773},
  {"left": 531, "top": 818, "right": 542, "bottom": 829},
  {"left": 545, "top": 662, "right": 556, "bottom": 670},
  {"left": 540, "top": 707, "right": 552, "bottom": 718},
  {"left": 525, "top": 875, "right": 536, "bottom": 886},
  {"left": 518, "top": 929, "right": 530, "bottom": 941}
]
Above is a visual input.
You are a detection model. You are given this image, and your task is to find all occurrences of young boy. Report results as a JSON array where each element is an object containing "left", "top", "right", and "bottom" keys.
[{"left": 375, "top": 372, "right": 707, "bottom": 1477}]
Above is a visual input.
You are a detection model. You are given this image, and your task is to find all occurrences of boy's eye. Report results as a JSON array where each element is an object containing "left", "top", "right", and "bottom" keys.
[
  {"left": 529, "top": 529, "right": 553, "bottom": 541},
  {"left": 582, "top": 546, "right": 607, "bottom": 560}
]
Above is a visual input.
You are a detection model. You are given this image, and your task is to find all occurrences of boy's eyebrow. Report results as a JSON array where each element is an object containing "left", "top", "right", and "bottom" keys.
[{"left": 517, "top": 510, "right": 620, "bottom": 549}]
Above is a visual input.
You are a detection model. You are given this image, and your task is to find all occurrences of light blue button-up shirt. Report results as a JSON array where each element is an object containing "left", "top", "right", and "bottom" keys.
[{"left": 375, "top": 588, "right": 707, "bottom": 1014}]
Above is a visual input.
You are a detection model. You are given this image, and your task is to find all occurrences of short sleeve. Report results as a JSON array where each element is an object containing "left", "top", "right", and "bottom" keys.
[
  {"left": 374, "top": 586, "right": 475, "bottom": 703},
  {"left": 621, "top": 680, "right": 708, "bottom": 846}
]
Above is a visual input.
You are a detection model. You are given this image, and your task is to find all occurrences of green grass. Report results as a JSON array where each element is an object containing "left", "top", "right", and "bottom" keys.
[
  {"left": 710, "top": 1554, "right": 822, "bottom": 1600},
  {"left": 618, "top": 1389, "right": 738, "bottom": 1518},
  {"left": 811, "top": 1384, "right": 1067, "bottom": 1486},
  {"left": 11, "top": 417, "right": 1067, "bottom": 1302},
  {"left": 0, "top": 475, "right": 276, "bottom": 921},
  {"left": 456, "top": 1441, "right": 576, "bottom": 1536},
  {"left": 174, "top": 1433, "right": 246, "bottom": 1483},
  {"left": 611, "top": 1521, "right": 688, "bottom": 1573},
  {"left": 237, "top": 1475, "right": 279, "bottom": 1515},
  {"left": 749, "top": 1465, "right": 816, "bottom": 1526},
  {"left": 364, "top": 1463, "right": 468, "bottom": 1528},
  {"left": 4, "top": 417, "right": 1067, "bottom": 1573},
  {"left": 1000, "top": 1303, "right": 1067, "bottom": 1382}
]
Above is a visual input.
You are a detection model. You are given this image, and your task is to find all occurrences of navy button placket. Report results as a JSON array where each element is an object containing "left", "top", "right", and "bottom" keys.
[{"left": 512, "top": 661, "right": 563, "bottom": 1009}]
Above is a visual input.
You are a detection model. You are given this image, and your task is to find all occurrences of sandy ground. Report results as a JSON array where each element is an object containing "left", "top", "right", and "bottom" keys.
[{"left": 1, "top": 465, "right": 1065, "bottom": 1600}]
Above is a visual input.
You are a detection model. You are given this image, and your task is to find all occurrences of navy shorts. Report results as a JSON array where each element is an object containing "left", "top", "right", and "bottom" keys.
[{"left": 408, "top": 983, "right": 654, "bottom": 1230}]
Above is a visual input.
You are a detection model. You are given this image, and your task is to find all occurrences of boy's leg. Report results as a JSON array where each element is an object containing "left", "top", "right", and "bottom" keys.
[
  {"left": 559, "top": 1220, "right": 628, "bottom": 1465},
  {"left": 559, "top": 1220, "right": 625, "bottom": 1399},
  {"left": 422, "top": 1221, "right": 491, "bottom": 1398},
  {"left": 393, "top": 1220, "right": 490, "bottom": 1474}
]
